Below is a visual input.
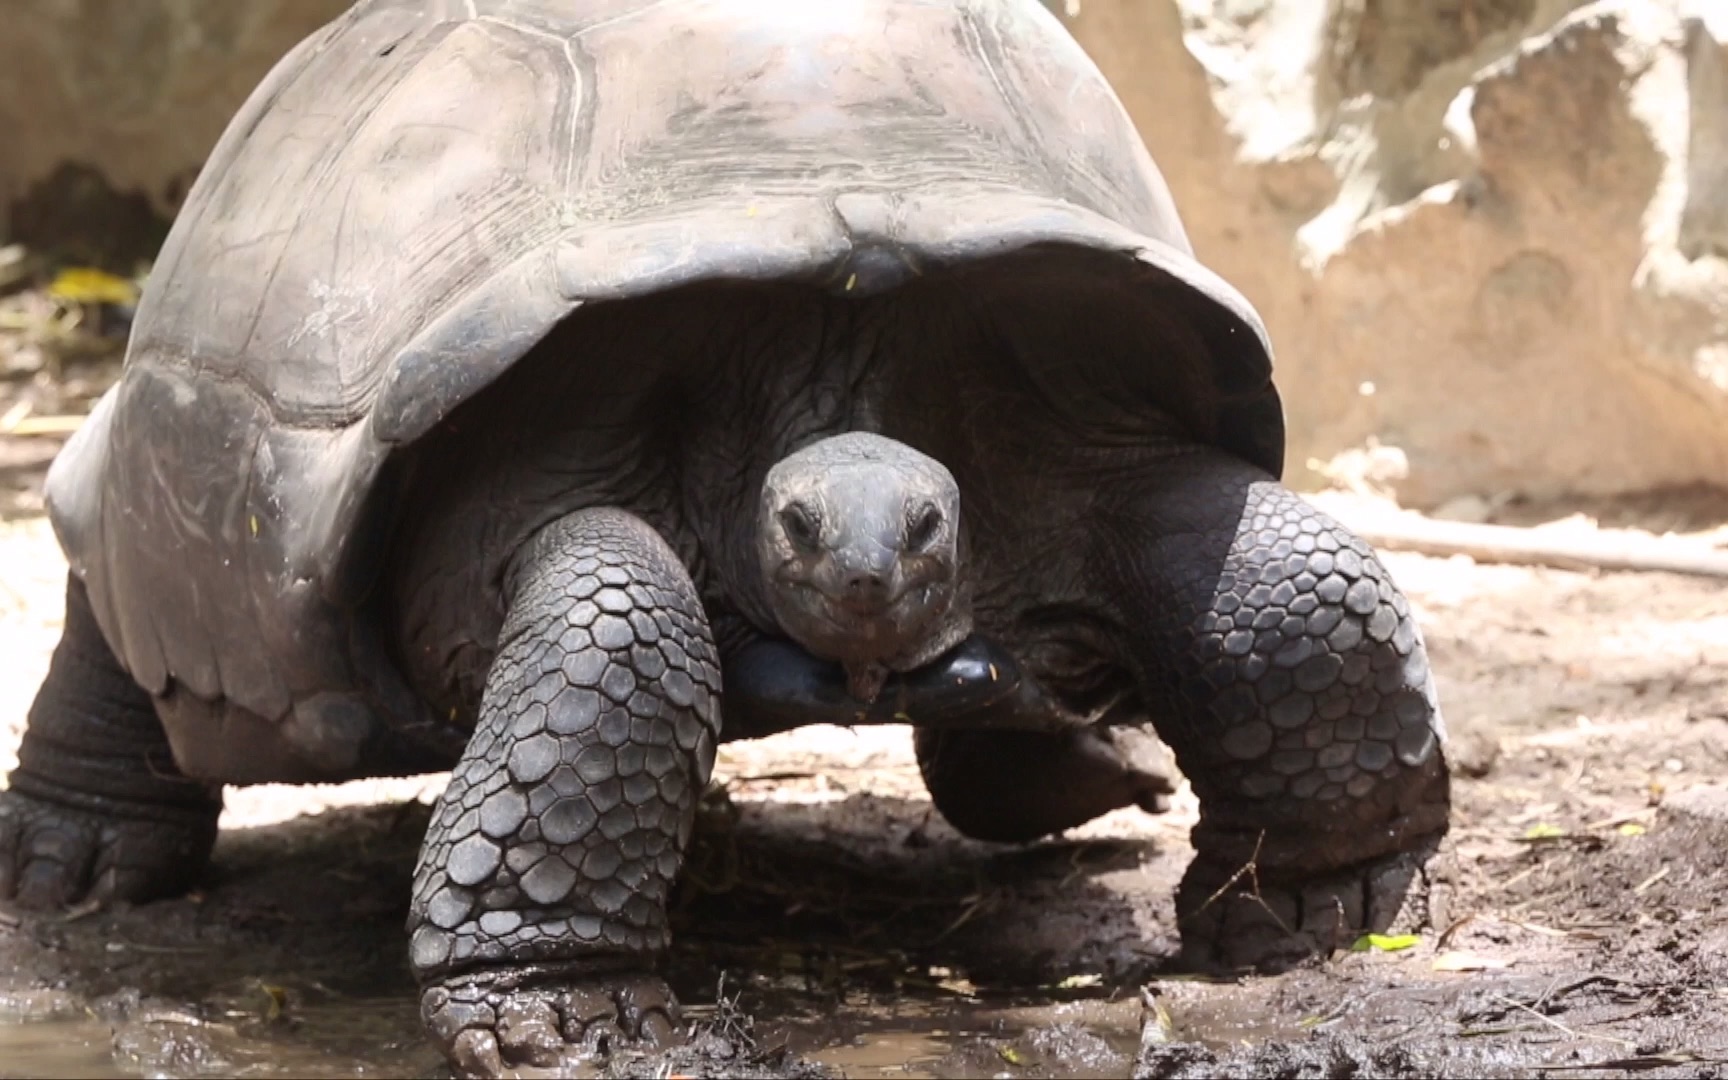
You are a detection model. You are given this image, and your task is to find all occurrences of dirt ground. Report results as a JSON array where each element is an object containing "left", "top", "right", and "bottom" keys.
[{"left": 3, "top": 319, "right": 1728, "bottom": 1078}]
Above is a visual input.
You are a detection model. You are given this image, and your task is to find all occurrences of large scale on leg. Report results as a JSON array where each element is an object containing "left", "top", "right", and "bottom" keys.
[{"left": 0, "top": 0, "right": 1451, "bottom": 1074}]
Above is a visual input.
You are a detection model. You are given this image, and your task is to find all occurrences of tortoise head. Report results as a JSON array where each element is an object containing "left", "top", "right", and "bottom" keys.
[{"left": 757, "top": 433, "right": 970, "bottom": 702}]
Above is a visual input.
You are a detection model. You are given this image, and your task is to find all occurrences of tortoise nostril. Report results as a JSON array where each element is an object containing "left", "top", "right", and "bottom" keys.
[
  {"left": 838, "top": 567, "right": 894, "bottom": 613},
  {"left": 846, "top": 571, "right": 888, "bottom": 597}
]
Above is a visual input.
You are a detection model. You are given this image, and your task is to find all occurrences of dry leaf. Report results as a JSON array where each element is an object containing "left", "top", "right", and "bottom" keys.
[
  {"left": 1432, "top": 950, "right": 1512, "bottom": 972},
  {"left": 1057, "top": 973, "right": 1105, "bottom": 989},
  {"left": 258, "top": 981, "right": 288, "bottom": 1022}
]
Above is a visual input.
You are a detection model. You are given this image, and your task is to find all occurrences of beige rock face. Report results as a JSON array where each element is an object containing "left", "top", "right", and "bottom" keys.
[
  {"left": 1064, "top": 0, "right": 1728, "bottom": 506},
  {"left": 4, "top": 0, "right": 1726, "bottom": 506}
]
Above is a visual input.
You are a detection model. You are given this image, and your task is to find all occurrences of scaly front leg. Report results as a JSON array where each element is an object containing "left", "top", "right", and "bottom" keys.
[
  {"left": 407, "top": 509, "right": 721, "bottom": 1077},
  {"left": 1086, "top": 446, "right": 1450, "bottom": 972}
]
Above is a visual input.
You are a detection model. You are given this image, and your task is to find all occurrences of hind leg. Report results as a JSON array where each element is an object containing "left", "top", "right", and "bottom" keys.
[
  {"left": 0, "top": 575, "right": 220, "bottom": 908},
  {"left": 1085, "top": 446, "right": 1450, "bottom": 971},
  {"left": 915, "top": 725, "right": 1176, "bottom": 843}
]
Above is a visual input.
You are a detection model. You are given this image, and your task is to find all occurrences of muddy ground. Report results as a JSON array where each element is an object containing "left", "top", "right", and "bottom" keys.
[{"left": 4, "top": 326, "right": 1728, "bottom": 1078}]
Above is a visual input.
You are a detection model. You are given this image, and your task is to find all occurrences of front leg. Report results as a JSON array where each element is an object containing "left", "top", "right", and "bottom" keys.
[
  {"left": 408, "top": 509, "right": 721, "bottom": 1078},
  {"left": 1087, "top": 446, "right": 1449, "bottom": 972}
]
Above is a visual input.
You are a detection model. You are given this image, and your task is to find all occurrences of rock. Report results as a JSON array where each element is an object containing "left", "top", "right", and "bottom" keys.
[
  {"left": 1446, "top": 728, "right": 1500, "bottom": 779},
  {"left": 1432, "top": 494, "right": 1495, "bottom": 524},
  {"left": 1061, "top": 0, "right": 1728, "bottom": 508},
  {"left": 1663, "top": 780, "right": 1728, "bottom": 824}
]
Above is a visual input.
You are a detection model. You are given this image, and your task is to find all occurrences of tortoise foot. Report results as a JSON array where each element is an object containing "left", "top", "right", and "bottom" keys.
[
  {"left": 423, "top": 971, "right": 679, "bottom": 1078},
  {"left": 3, "top": 573, "right": 220, "bottom": 910},
  {"left": 0, "top": 787, "right": 215, "bottom": 910},
  {"left": 1176, "top": 836, "right": 1444, "bottom": 974}
]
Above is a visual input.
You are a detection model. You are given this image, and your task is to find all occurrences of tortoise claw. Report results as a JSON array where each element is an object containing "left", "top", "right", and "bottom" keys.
[{"left": 424, "top": 972, "right": 680, "bottom": 1079}]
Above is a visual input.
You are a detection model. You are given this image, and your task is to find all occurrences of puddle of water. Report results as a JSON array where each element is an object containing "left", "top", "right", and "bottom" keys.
[
  {"left": 0, "top": 1016, "right": 132, "bottom": 1080},
  {"left": 0, "top": 994, "right": 436, "bottom": 1080},
  {"left": 1166, "top": 997, "right": 1309, "bottom": 1050},
  {"left": 760, "top": 995, "right": 1146, "bottom": 1079},
  {"left": 0, "top": 991, "right": 1146, "bottom": 1079}
]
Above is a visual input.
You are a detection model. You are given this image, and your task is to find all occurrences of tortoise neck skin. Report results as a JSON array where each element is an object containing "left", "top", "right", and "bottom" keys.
[{"left": 756, "top": 432, "right": 972, "bottom": 702}]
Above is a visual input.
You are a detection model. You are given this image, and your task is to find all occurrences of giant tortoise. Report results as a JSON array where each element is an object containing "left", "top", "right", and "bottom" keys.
[{"left": 2, "top": 0, "right": 1451, "bottom": 1072}]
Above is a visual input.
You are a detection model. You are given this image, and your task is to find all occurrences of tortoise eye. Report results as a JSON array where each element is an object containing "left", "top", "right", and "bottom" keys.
[
  {"left": 779, "top": 503, "right": 822, "bottom": 553},
  {"left": 906, "top": 504, "right": 942, "bottom": 552}
]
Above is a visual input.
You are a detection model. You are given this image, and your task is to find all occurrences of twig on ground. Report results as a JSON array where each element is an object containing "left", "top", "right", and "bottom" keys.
[
  {"left": 728, "top": 771, "right": 825, "bottom": 784},
  {"left": 932, "top": 893, "right": 991, "bottom": 941},
  {"left": 1435, "top": 913, "right": 1479, "bottom": 950},
  {"left": 1632, "top": 866, "right": 1670, "bottom": 895},
  {"left": 1352, "top": 515, "right": 1728, "bottom": 580},
  {"left": 1489, "top": 993, "right": 1636, "bottom": 1051},
  {"left": 1185, "top": 831, "right": 1266, "bottom": 919},
  {"left": 1497, "top": 863, "right": 1543, "bottom": 895},
  {"left": 4, "top": 415, "right": 84, "bottom": 437}
]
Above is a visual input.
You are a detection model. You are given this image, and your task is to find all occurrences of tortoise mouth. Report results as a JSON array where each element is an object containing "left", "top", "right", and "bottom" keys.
[
  {"left": 809, "top": 585, "right": 935, "bottom": 637},
  {"left": 777, "top": 581, "right": 953, "bottom": 667},
  {"left": 822, "top": 579, "right": 911, "bottom": 619}
]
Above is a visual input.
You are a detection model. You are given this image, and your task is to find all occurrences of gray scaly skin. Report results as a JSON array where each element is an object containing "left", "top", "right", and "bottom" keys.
[
  {"left": 407, "top": 508, "right": 719, "bottom": 1075},
  {"left": 0, "top": 578, "right": 219, "bottom": 907},
  {"left": 1081, "top": 447, "right": 1446, "bottom": 969},
  {"left": 868, "top": 441, "right": 1448, "bottom": 971}
]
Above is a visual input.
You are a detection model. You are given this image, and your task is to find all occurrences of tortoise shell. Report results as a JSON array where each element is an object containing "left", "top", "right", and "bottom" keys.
[{"left": 46, "top": 0, "right": 1278, "bottom": 760}]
